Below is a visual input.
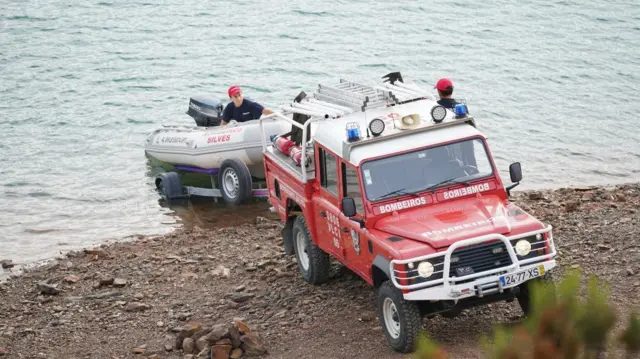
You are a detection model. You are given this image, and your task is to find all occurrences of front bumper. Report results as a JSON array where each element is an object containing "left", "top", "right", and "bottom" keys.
[{"left": 390, "top": 225, "right": 557, "bottom": 301}]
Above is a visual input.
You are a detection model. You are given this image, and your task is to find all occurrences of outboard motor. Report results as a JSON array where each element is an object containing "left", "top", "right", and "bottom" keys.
[{"left": 186, "top": 95, "right": 224, "bottom": 127}]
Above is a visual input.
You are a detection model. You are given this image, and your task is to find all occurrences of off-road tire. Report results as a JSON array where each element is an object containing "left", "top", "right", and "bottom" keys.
[
  {"left": 517, "top": 271, "right": 554, "bottom": 316},
  {"left": 292, "top": 216, "right": 330, "bottom": 285},
  {"left": 376, "top": 281, "right": 422, "bottom": 353}
]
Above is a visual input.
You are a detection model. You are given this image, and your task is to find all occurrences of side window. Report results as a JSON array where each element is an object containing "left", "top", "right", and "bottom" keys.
[
  {"left": 342, "top": 163, "right": 364, "bottom": 214},
  {"left": 319, "top": 148, "right": 338, "bottom": 196}
]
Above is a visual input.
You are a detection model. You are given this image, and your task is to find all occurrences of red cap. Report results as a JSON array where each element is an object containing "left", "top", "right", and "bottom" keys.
[
  {"left": 434, "top": 78, "right": 453, "bottom": 91},
  {"left": 228, "top": 85, "right": 242, "bottom": 97}
]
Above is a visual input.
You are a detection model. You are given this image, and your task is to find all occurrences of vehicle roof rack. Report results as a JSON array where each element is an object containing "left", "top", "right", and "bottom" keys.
[{"left": 280, "top": 72, "right": 436, "bottom": 119}]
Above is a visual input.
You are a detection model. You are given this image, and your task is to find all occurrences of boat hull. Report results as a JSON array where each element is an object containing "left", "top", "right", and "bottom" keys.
[{"left": 144, "top": 118, "right": 289, "bottom": 178}]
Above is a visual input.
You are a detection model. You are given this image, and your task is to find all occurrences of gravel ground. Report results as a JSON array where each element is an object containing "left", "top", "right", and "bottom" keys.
[{"left": 1, "top": 183, "right": 639, "bottom": 359}]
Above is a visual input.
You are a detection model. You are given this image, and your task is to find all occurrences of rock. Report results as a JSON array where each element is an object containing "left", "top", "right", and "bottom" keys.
[
  {"left": 195, "top": 337, "right": 209, "bottom": 353},
  {"left": 133, "top": 345, "right": 146, "bottom": 354},
  {"left": 228, "top": 325, "right": 242, "bottom": 348},
  {"left": 528, "top": 192, "right": 544, "bottom": 200},
  {"left": 134, "top": 292, "right": 145, "bottom": 300},
  {"left": 211, "top": 265, "right": 230, "bottom": 278},
  {"left": 230, "top": 348, "right": 243, "bottom": 359},
  {"left": 211, "top": 345, "right": 232, "bottom": 359},
  {"left": 202, "top": 324, "right": 227, "bottom": 345},
  {"left": 183, "top": 338, "right": 196, "bottom": 354},
  {"left": 564, "top": 201, "right": 580, "bottom": 212},
  {"left": 53, "top": 306, "right": 64, "bottom": 312},
  {"left": 0, "top": 347, "right": 7, "bottom": 356},
  {"left": 157, "top": 321, "right": 164, "bottom": 327},
  {"left": 181, "top": 272, "right": 199, "bottom": 280},
  {"left": 358, "top": 313, "right": 374, "bottom": 322},
  {"left": 99, "top": 277, "right": 114, "bottom": 286},
  {"left": 86, "top": 291, "right": 121, "bottom": 300},
  {"left": 175, "top": 322, "right": 202, "bottom": 350},
  {"left": 235, "top": 285, "right": 246, "bottom": 292},
  {"left": 234, "top": 319, "right": 251, "bottom": 334},
  {"left": 124, "top": 303, "right": 151, "bottom": 312},
  {"left": 628, "top": 268, "right": 635, "bottom": 276},
  {"left": 184, "top": 355, "right": 194, "bottom": 359},
  {"left": 113, "top": 278, "right": 127, "bottom": 287},
  {"left": 196, "top": 348, "right": 210, "bottom": 358},
  {"left": 164, "top": 344, "right": 173, "bottom": 352},
  {"left": 63, "top": 275, "right": 80, "bottom": 283},
  {"left": 148, "top": 355, "right": 160, "bottom": 359},
  {"left": 598, "top": 244, "right": 611, "bottom": 251},
  {"left": 84, "top": 248, "right": 108, "bottom": 257},
  {"left": 192, "top": 327, "right": 212, "bottom": 342},
  {"left": 37, "top": 281, "right": 60, "bottom": 295},
  {"left": 240, "top": 332, "right": 267, "bottom": 357},
  {"left": 1, "top": 260, "right": 14, "bottom": 269},
  {"left": 230, "top": 293, "right": 254, "bottom": 303}
]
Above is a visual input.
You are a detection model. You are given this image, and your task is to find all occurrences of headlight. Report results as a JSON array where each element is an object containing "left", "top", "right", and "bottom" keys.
[
  {"left": 417, "top": 261, "right": 434, "bottom": 278},
  {"left": 515, "top": 239, "right": 532, "bottom": 256}
]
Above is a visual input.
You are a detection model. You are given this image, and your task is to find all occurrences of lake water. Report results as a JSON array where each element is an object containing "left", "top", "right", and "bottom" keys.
[{"left": 1, "top": 0, "right": 639, "bottom": 266}]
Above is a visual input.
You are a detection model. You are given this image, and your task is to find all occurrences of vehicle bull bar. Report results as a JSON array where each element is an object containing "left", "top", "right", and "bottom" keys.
[{"left": 389, "top": 225, "right": 557, "bottom": 292}]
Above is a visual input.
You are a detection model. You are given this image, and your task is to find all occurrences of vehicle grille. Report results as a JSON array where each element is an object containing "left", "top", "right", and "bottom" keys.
[{"left": 449, "top": 241, "right": 512, "bottom": 279}]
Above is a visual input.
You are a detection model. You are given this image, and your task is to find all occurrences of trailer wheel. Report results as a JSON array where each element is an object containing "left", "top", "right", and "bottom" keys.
[
  {"left": 155, "top": 172, "right": 184, "bottom": 202},
  {"left": 219, "top": 159, "right": 252, "bottom": 205},
  {"left": 517, "top": 271, "right": 554, "bottom": 316},
  {"left": 292, "top": 216, "right": 330, "bottom": 285},
  {"left": 376, "top": 281, "right": 422, "bottom": 353}
]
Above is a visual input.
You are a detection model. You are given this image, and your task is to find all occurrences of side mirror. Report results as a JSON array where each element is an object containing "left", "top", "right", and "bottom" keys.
[
  {"left": 342, "top": 197, "right": 357, "bottom": 218},
  {"left": 509, "top": 162, "right": 522, "bottom": 183},
  {"left": 506, "top": 162, "right": 522, "bottom": 197}
]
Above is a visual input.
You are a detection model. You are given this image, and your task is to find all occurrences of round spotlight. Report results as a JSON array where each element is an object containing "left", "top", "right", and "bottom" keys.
[
  {"left": 515, "top": 240, "right": 532, "bottom": 257},
  {"left": 369, "top": 118, "right": 385, "bottom": 137},
  {"left": 430, "top": 105, "right": 447, "bottom": 123},
  {"left": 417, "top": 261, "right": 434, "bottom": 278}
]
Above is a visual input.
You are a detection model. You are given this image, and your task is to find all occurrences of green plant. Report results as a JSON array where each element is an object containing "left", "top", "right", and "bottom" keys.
[{"left": 413, "top": 271, "right": 640, "bottom": 359}]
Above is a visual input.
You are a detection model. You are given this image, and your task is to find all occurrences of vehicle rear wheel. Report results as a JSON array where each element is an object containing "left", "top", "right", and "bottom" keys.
[
  {"left": 517, "top": 271, "right": 554, "bottom": 316},
  {"left": 292, "top": 216, "right": 330, "bottom": 285},
  {"left": 219, "top": 159, "right": 252, "bottom": 205},
  {"left": 376, "top": 281, "right": 422, "bottom": 353}
]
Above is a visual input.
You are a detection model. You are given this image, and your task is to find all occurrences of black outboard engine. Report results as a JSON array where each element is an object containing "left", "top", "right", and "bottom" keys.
[{"left": 186, "top": 95, "right": 224, "bottom": 127}]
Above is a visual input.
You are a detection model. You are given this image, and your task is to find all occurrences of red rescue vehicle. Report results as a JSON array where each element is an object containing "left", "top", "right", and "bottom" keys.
[{"left": 258, "top": 73, "right": 557, "bottom": 353}]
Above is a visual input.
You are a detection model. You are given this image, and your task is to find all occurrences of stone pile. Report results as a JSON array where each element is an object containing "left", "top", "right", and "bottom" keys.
[{"left": 174, "top": 319, "right": 267, "bottom": 359}]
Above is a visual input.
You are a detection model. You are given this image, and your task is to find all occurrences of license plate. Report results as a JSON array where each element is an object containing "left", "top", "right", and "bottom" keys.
[{"left": 499, "top": 265, "right": 545, "bottom": 288}]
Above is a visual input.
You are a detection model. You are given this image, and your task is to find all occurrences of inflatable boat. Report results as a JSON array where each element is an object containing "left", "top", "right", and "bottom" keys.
[{"left": 144, "top": 95, "right": 290, "bottom": 179}]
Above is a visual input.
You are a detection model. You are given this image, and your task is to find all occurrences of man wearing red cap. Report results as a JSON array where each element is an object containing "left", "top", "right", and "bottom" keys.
[
  {"left": 434, "top": 78, "right": 459, "bottom": 109},
  {"left": 221, "top": 85, "right": 273, "bottom": 125}
]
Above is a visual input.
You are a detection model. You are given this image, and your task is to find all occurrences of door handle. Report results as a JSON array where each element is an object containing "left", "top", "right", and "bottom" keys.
[
  {"left": 340, "top": 226, "right": 349, "bottom": 233},
  {"left": 320, "top": 211, "right": 327, "bottom": 217}
]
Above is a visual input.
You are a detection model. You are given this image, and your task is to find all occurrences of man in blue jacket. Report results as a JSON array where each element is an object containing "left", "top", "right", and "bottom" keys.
[{"left": 221, "top": 85, "right": 273, "bottom": 125}]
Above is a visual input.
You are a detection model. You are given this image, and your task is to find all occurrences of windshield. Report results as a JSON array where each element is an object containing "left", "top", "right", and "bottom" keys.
[{"left": 361, "top": 138, "right": 494, "bottom": 201}]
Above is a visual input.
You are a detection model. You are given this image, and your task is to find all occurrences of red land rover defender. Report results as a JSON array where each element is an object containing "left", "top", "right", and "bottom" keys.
[{"left": 259, "top": 73, "right": 557, "bottom": 353}]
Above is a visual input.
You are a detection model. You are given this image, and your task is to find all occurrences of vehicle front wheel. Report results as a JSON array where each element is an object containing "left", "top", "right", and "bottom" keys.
[
  {"left": 292, "top": 216, "right": 330, "bottom": 285},
  {"left": 376, "top": 281, "right": 422, "bottom": 353}
]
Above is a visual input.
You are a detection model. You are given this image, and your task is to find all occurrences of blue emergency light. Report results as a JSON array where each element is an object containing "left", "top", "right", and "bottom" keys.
[
  {"left": 454, "top": 104, "right": 468, "bottom": 118},
  {"left": 346, "top": 122, "right": 361, "bottom": 142}
]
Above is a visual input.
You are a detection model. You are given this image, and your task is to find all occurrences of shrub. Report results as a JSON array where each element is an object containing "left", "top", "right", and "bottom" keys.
[{"left": 413, "top": 270, "right": 640, "bottom": 359}]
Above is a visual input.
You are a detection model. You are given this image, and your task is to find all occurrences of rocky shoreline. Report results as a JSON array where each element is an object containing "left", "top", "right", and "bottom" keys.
[{"left": 1, "top": 183, "right": 639, "bottom": 359}]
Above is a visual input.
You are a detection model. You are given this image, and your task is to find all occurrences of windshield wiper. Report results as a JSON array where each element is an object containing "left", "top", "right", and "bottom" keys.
[
  {"left": 424, "top": 177, "right": 471, "bottom": 193},
  {"left": 372, "top": 188, "right": 421, "bottom": 201}
]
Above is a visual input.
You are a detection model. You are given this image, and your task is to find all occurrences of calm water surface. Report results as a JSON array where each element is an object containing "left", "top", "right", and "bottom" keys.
[{"left": 1, "top": 0, "right": 639, "bottom": 266}]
